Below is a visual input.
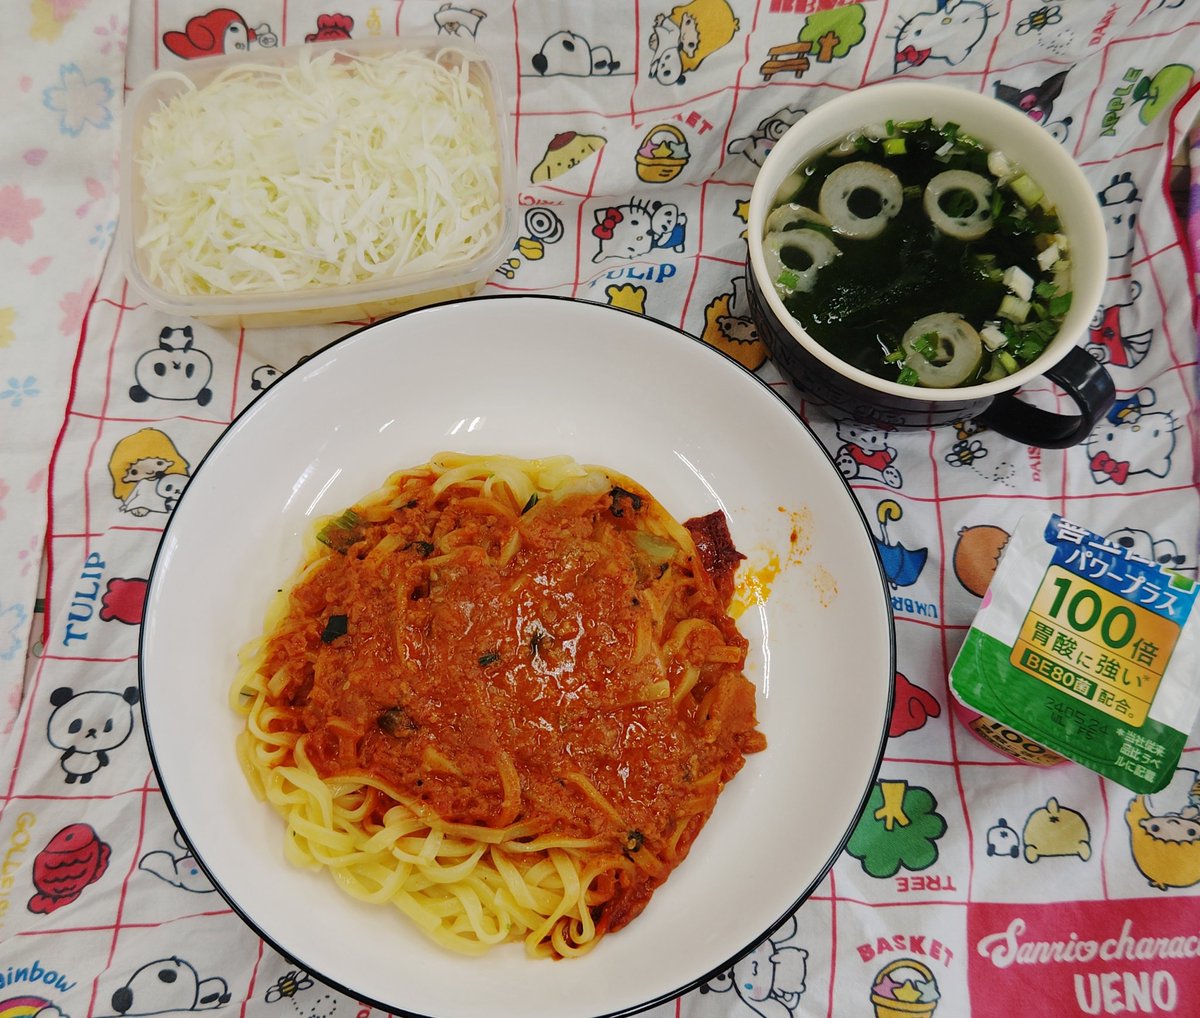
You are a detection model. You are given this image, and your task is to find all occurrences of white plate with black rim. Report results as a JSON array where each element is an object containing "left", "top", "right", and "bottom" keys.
[{"left": 140, "top": 295, "right": 894, "bottom": 1018}]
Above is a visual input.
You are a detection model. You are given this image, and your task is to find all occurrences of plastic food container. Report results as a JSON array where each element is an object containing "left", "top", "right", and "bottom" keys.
[
  {"left": 119, "top": 37, "right": 516, "bottom": 329},
  {"left": 949, "top": 512, "right": 1200, "bottom": 793}
]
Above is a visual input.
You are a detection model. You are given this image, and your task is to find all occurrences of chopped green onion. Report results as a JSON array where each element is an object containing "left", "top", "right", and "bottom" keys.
[
  {"left": 1034, "top": 280, "right": 1058, "bottom": 298},
  {"left": 998, "top": 294, "right": 1031, "bottom": 323},
  {"left": 778, "top": 269, "right": 799, "bottom": 291},
  {"left": 897, "top": 365, "right": 920, "bottom": 385},
  {"left": 997, "top": 350, "right": 1020, "bottom": 374},
  {"left": 316, "top": 509, "right": 363, "bottom": 553},
  {"left": 912, "top": 332, "right": 939, "bottom": 361},
  {"left": 883, "top": 347, "right": 907, "bottom": 363},
  {"left": 1048, "top": 292, "right": 1073, "bottom": 316},
  {"left": 633, "top": 531, "right": 678, "bottom": 562},
  {"left": 1003, "top": 265, "right": 1034, "bottom": 301},
  {"left": 1009, "top": 173, "right": 1045, "bottom": 208},
  {"left": 883, "top": 136, "right": 906, "bottom": 156},
  {"left": 982, "top": 358, "right": 1010, "bottom": 382},
  {"left": 980, "top": 323, "right": 1009, "bottom": 351}
]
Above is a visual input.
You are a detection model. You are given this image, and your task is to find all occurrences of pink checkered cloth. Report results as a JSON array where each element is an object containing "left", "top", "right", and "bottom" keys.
[{"left": 1, "top": 4, "right": 1198, "bottom": 1018}]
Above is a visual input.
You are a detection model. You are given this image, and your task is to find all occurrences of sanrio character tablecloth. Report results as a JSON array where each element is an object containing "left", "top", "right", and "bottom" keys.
[{"left": 1, "top": 3, "right": 1199, "bottom": 1017}]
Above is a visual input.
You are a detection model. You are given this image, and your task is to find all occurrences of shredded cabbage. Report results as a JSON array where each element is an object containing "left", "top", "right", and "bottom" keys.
[{"left": 135, "top": 47, "right": 504, "bottom": 296}]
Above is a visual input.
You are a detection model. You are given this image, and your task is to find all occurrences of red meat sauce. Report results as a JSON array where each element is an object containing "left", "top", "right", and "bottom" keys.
[{"left": 261, "top": 479, "right": 765, "bottom": 930}]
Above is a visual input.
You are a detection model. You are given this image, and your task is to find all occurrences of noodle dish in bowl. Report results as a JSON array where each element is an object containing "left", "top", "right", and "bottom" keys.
[{"left": 139, "top": 295, "right": 894, "bottom": 1018}]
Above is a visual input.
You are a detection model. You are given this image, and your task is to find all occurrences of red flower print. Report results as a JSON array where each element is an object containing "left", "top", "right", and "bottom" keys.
[{"left": 0, "top": 185, "right": 45, "bottom": 245}]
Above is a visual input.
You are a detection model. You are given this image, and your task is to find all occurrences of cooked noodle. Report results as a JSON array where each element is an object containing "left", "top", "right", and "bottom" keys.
[{"left": 232, "top": 453, "right": 765, "bottom": 957}]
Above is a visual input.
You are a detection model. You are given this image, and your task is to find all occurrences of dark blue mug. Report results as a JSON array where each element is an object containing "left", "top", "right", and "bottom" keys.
[{"left": 745, "top": 82, "right": 1114, "bottom": 449}]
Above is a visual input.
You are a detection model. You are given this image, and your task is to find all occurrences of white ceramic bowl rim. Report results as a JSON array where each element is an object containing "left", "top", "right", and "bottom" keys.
[
  {"left": 747, "top": 81, "right": 1107, "bottom": 403},
  {"left": 138, "top": 295, "right": 896, "bottom": 1018}
]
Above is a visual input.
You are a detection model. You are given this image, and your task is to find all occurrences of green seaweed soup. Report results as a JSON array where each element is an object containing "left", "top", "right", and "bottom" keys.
[{"left": 767, "top": 120, "right": 1070, "bottom": 387}]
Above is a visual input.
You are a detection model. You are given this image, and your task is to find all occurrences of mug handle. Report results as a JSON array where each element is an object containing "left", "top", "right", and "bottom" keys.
[{"left": 978, "top": 346, "right": 1115, "bottom": 449}]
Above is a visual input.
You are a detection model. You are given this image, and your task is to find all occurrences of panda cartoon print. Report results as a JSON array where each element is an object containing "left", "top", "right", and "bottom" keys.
[
  {"left": 129, "top": 326, "right": 214, "bottom": 407},
  {"left": 47, "top": 685, "right": 140, "bottom": 784}
]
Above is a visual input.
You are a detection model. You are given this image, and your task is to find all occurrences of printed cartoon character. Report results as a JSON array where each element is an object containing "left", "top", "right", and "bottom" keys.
[
  {"left": 648, "top": 15, "right": 686, "bottom": 85},
  {"left": 893, "top": 0, "right": 992, "bottom": 72},
  {"left": 434, "top": 4, "right": 486, "bottom": 38},
  {"left": 111, "top": 958, "right": 231, "bottom": 1015},
  {"left": 1105, "top": 526, "right": 1187, "bottom": 570},
  {"left": 648, "top": 0, "right": 740, "bottom": 85},
  {"left": 139, "top": 831, "right": 214, "bottom": 893},
  {"left": 108, "top": 429, "right": 191, "bottom": 518},
  {"left": 129, "top": 326, "right": 214, "bottom": 407},
  {"left": 305, "top": 13, "right": 353, "bottom": 42},
  {"left": 986, "top": 818, "right": 1021, "bottom": 858},
  {"left": 530, "top": 131, "right": 605, "bottom": 183},
  {"left": 531, "top": 30, "right": 621, "bottom": 76},
  {"left": 163, "top": 8, "right": 277, "bottom": 59},
  {"left": 27, "top": 823, "right": 111, "bottom": 913},
  {"left": 591, "top": 198, "right": 687, "bottom": 262},
  {"left": 833, "top": 422, "right": 903, "bottom": 488},
  {"left": 47, "top": 685, "right": 140, "bottom": 783},
  {"left": 1086, "top": 280, "right": 1152, "bottom": 370},
  {"left": 1126, "top": 768, "right": 1200, "bottom": 890},
  {"left": 1022, "top": 797, "right": 1091, "bottom": 862},
  {"left": 1145, "top": 767, "right": 1200, "bottom": 818},
  {"left": 727, "top": 106, "right": 806, "bottom": 166},
  {"left": 1084, "top": 389, "right": 1177, "bottom": 485},
  {"left": 993, "top": 68, "right": 1073, "bottom": 142},
  {"left": 1097, "top": 171, "right": 1140, "bottom": 263},
  {"left": 871, "top": 959, "right": 940, "bottom": 1015},
  {"left": 952, "top": 523, "right": 1010, "bottom": 597},
  {"left": 889, "top": 671, "right": 941, "bottom": 738},
  {"left": 701, "top": 914, "right": 807, "bottom": 1017},
  {"left": 119, "top": 470, "right": 187, "bottom": 517},
  {"left": 701, "top": 276, "right": 767, "bottom": 371},
  {"left": 99, "top": 577, "right": 148, "bottom": 625}
]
